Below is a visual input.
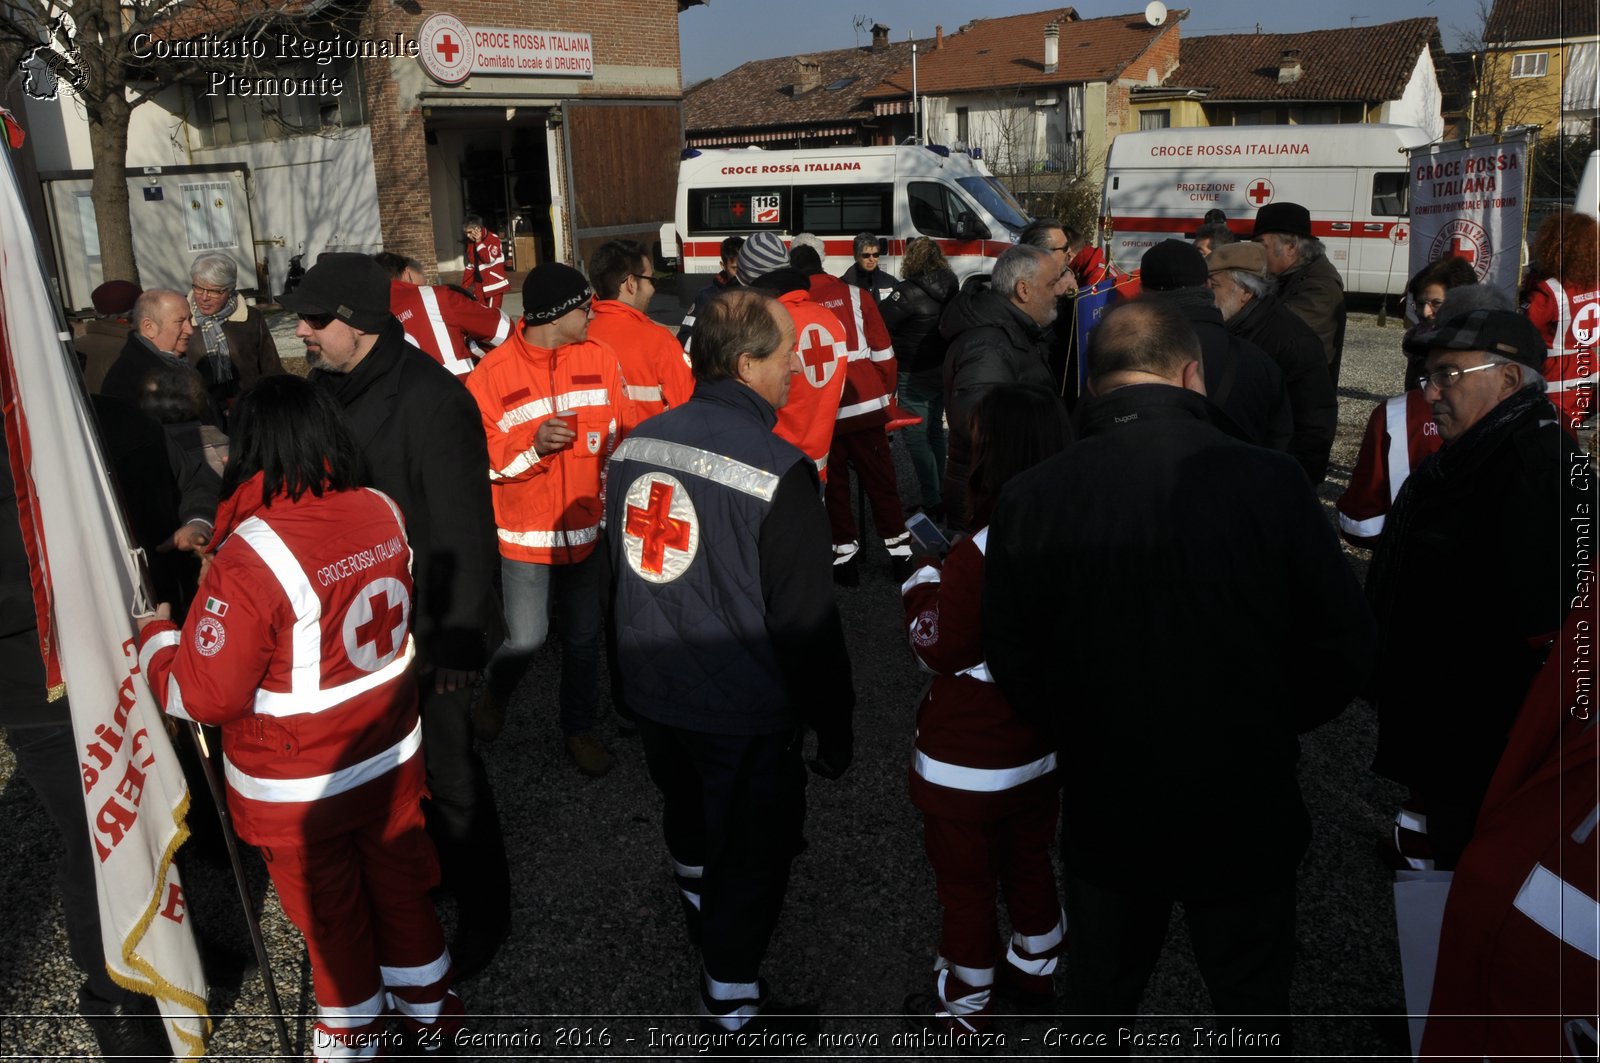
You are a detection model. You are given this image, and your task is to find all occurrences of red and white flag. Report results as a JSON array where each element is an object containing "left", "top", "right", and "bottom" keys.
[{"left": 0, "top": 109, "right": 209, "bottom": 1057}]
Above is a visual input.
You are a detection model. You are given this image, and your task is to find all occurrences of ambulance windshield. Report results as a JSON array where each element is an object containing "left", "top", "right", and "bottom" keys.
[{"left": 957, "top": 177, "right": 1030, "bottom": 232}]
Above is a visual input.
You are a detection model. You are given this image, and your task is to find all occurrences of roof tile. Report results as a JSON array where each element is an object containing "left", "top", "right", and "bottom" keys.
[
  {"left": 1170, "top": 18, "right": 1440, "bottom": 102},
  {"left": 685, "top": 39, "right": 929, "bottom": 135},
  {"left": 1485, "top": 0, "right": 1599, "bottom": 43}
]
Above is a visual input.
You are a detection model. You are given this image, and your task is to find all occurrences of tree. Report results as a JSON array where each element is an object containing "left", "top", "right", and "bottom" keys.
[{"left": 0, "top": 0, "right": 336, "bottom": 284}]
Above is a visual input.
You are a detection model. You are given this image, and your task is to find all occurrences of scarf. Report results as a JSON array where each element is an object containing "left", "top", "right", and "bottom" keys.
[
  {"left": 1367, "top": 386, "right": 1553, "bottom": 630},
  {"left": 190, "top": 291, "right": 238, "bottom": 385}
]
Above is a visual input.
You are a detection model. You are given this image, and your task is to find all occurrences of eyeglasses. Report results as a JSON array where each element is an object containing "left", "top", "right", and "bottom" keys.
[
  {"left": 192, "top": 284, "right": 233, "bottom": 298},
  {"left": 578, "top": 300, "right": 594, "bottom": 315},
  {"left": 1416, "top": 362, "right": 1504, "bottom": 391},
  {"left": 1414, "top": 297, "right": 1446, "bottom": 312},
  {"left": 858, "top": 252, "right": 880, "bottom": 260},
  {"left": 1043, "top": 244, "right": 1070, "bottom": 253},
  {"left": 630, "top": 273, "right": 655, "bottom": 286},
  {"left": 298, "top": 313, "right": 336, "bottom": 329}
]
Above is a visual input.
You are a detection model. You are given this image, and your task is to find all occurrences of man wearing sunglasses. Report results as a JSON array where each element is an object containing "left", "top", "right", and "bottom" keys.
[
  {"left": 284, "top": 252, "right": 512, "bottom": 979},
  {"left": 1368, "top": 307, "right": 1592, "bottom": 871}
]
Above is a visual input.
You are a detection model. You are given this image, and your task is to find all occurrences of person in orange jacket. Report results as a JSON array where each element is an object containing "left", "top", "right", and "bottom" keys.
[
  {"left": 586, "top": 239, "right": 695, "bottom": 436},
  {"left": 465, "top": 263, "right": 625, "bottom": 778}
]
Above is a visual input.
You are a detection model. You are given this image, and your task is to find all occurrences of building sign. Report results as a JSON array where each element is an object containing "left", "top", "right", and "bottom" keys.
[
  {"left": 1406, "top": 131, "right": 1529, "bottom": 292},
  {"left": 418, "top": 13, "right": 594, "bottom": 84}
]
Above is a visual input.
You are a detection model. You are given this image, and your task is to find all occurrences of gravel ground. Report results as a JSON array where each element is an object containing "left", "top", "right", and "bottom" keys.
[{"left": 2, "top": 296, "right": 1428, "bottom": 1060}]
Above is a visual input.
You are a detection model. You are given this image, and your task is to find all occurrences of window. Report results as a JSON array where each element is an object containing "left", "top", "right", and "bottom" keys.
[
  {"left": 187, "top": 59, "right": 366, "bottom": 147},
  {"left": 1139, "top": 109, "right": 1170, "bottom": 130},
  {"left": 795, "top": 184, "right": 891, "bottom": 234},
  {"left": 687, "top": 187, "right": 789, "bottom": 234},
  {"left": 909, "top": 181, "right": 977, "bottom": 238},
  {"left": 1371, "top": 172, "right": 1408, "bottom": 217},
  {"left": 825, "top": 76, "right": 858, "bottom": 91},
  {"left": 955, "top": 177, "right": 1029, "bottom": 231},
  {"left": 1511, "top": 52, "right": 1549, "bottom": 78},
  {"left": 956, "top": 107, "right": 969, "bottom": 144}
]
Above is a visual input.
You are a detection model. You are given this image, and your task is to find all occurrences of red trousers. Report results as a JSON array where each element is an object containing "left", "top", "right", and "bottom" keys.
[
  {"left": 261, "top": 790, "right": 462, "bottom": 1060},
  {"left": 824, "top": 428, "right": 907, "bottom": 551},
  {"left": 921, "top": 796, "right": 1065, "bottom": 1027}
]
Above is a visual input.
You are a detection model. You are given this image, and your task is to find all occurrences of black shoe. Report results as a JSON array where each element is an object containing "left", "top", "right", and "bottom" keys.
[
  {"left": 832, "top": 556, "right": 859, "bottom": 587},
  {"left": 901, "top": 991, "right": 997, "bottom": 1055},
  {"left": 79, "top": 984, "right": 171, "bottom": 1062}
]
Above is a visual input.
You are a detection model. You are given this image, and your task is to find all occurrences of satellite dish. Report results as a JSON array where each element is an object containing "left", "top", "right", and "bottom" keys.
[{"left": 1145, "top": 1, "right": 1167, "bottom": 26}]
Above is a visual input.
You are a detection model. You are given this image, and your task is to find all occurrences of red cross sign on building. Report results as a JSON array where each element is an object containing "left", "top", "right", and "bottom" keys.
[
  {"left": 418, "top": 13, "right": 474, "bottom": 85},
  {"left": 622, "top": 473, "right": 700, "bottom": 583},
  {"left": 344, "top": 577, "right": 412, "bottom": 671}
]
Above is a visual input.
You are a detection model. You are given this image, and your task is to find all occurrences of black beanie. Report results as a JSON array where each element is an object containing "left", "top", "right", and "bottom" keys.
[
  {"left": 522, "top": 263, "right": 592, "bottom": 323},
  {"left": 1139, "top": 239, "right": 1209, "bottom": 292},
  {"left": 279, "top": 253, "right": 392, "bottom": 331}
]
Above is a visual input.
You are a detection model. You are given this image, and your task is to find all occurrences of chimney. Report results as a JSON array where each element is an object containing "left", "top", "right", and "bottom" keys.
[
  {"left": 795, "top": 56, "right": 821, "bottom": 92},
  {"left": 1043, "top": 22, "right": 1060, "bottom": 74},
  {"left": 935, "top": 25, "right": 944, "bottom": 50},
  {"left": 1277, "top": 48, "right": 1303, "bottom": 84},
  {"left": 871, "top": 23, "right": 890, "bottom": 51}
]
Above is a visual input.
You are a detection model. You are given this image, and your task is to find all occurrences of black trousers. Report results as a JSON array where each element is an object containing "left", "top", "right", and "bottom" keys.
[
  {"left": 638, "top": 719, "right": 806, "bottom": 993},
  {"left": 417, "top": 674, "right": 511, "bottom": 932},
  {"left": 1061, "top": 872, "right": 1296, "bottom": 1057},
  {"left": 5, "top": 720, "right": 141, "bottom": 1007}
]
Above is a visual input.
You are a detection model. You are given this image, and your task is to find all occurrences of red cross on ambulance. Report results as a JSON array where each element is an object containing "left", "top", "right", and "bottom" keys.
[{"left": 623, "top": 472, "right": 700, "bottom": 583}]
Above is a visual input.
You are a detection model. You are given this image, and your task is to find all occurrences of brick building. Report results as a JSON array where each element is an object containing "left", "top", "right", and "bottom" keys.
[{"left": 18, "top": 0, "right": 686, "bottom": 307}]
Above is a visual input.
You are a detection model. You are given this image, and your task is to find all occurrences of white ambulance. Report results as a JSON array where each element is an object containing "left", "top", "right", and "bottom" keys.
[
  {"left": 1100, "top": 124, "right": 1434, "bottom": 294},
  {"left": 662, "top": 144, "right": 1031, "bottom": 304}
]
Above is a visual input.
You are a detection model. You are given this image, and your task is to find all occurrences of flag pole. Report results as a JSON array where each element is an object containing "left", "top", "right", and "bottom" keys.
[{"left": 184, "top": 721, "right": 295, "bottom": 1055}]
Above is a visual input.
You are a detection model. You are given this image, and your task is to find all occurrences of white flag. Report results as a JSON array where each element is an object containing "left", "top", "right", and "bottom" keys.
[
  {"left": 0, "top": 109, "right": 209, "bottom": 1058},
  {"left": 1406, "top": 130, "right": 1531, "bottom": 294}
]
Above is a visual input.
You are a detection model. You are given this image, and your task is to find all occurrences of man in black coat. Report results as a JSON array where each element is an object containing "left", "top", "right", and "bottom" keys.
[
  {"left": 1206, "top": 241, "right": 1339, "bottom": 485},
  {"left": 1368, "top": 309, "right": 1592, "bottom": 869},
  {"left": 285, "top": 254, "right": 511, "bottom": 979},
  {"left": 940, "top": 244, "right": 1062, "bottom": 528},
  {"left": 100, "top": 289, "right": 195, "bottom": 406},
  {"left": 1138, "top": 240, "right": 1291, "bottom": 451},
  {"left": 1253, "top": 202, "right": 1348, "bottom": 387},
  {"left": 983, "top": 300, "right": 1374, "bottom": 1052}
]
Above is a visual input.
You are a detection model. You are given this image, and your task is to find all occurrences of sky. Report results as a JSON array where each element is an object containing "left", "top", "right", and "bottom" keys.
[{"left": 679, "top": 0, "right": 1468, "bottom": 85}]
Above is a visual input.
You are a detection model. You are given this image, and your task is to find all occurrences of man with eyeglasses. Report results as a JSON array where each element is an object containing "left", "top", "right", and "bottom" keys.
[
  {"left": 466, "top": 263, "right": 627, "bottom": 780},
  {"left": 1367, "top": 307, "right": 1592, "bottom": 871},
  {"left": 587, "top": 239, "right": 695, "bottom": 436},
  {"left": 285, "top": 253, "right": 513, "bottom": 979},
  {"left": 840, "top": 232, "right": 895, "bottom": 306}
]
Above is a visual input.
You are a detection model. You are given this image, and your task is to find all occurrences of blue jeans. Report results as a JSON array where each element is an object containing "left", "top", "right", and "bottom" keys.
[
  {"left": 486, "top": 545, "right": 608, "bottom": 735},
  {"left": 898, "top": 372, "right": 946, "bottom": 509}
]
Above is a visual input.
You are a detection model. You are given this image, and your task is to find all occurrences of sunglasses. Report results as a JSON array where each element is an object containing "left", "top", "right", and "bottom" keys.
[{"left": 298, "top": 313, "right": 336, "bottom": 329}]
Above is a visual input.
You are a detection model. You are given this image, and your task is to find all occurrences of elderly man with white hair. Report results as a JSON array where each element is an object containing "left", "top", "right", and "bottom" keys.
[{"left": 186, "top": 252, "right": 285, "bottom": 418}]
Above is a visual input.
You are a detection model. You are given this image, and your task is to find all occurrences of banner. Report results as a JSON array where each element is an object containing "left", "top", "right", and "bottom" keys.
[
  {"left": 1406, "top": 130, "right": 1531, "bottom": 295},
  {"left": 0, "top": 110, "right": 209, "bottom": 1057}
]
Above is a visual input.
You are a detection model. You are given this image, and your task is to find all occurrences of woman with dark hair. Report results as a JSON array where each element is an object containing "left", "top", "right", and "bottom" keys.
[
  {"left": 881, "top": 236, "right": 958, "bottom": 519},
  {"left": 135, "top": 375, "right": 463, "bottom": 1057},
  {"left": 1401, "top": 255, "right": 1480, "bottom": 388},
  {"left": 900, "top": 384, "right": 1071, "bottom": 1037},
  {"left": 1523, "top": 210, "right": 1599, "bottom": 429}
]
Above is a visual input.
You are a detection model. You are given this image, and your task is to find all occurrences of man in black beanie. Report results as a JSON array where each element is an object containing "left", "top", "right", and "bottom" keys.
[
  {"left": 287, "top": 252, "right": 512, "bottom": 980},
  {"left": 1137, "top": 239, "right": 1290, "bottom": 452}
]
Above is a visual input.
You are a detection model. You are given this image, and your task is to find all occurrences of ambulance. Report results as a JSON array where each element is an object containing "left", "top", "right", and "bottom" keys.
[
  {"left": 662, "top": 144, "right": 1030, "bottom": 304},
  {"left": 1100, "top": 124, "right": 1434, "bottom": 294}
]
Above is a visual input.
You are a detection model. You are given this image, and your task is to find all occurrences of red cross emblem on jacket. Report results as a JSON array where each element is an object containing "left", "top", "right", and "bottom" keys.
[{"left": 621, "top": 472, "right": 700, "bottom": 583}]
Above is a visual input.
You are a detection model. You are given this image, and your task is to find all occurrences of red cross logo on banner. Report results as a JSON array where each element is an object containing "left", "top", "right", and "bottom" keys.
[
  {"left": 1427, "top": 220, "right": 1491, "bottom": 282},
  {"left": 796, "top": 322, "right": 843, "bottom": 388},
  {"left": 626, "top": 482, "right": 692, "bottom": 575},
  {"left": 622, "top": 473, "right": 700, "bottom": 583},
  {"left": 1447, "top": 236, "right": 1476, "bottom": 264},
  {"left": 343, "top": 577, "right": 411, "bottom": 671},
  {"left": 1247, "top": 179, "right": 1274, "bottom": 206}
]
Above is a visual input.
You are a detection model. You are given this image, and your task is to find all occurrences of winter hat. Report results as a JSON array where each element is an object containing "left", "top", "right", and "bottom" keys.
[
  {"left": 91, "top": 279, "right": 141, "bottom": 316},
  {"left": 789, "top": 232, "right": 825, "bottom": 258},
  {"left": 521, "top": 263, "right": 592, "bottom": 324},
  {"left": 1252, "top": 202, "right": 1313, "bottom": 239},
  {"left": 1139, "top": 239, "right": 1209, "bottom": 291},
  {"left": 1405, "top": 308, "right": 1547, "bottom": 371},
  {"left": 279, "top": 253, "right": 392, "bottom": 331},
  {"left": 1206, "top": 241, "right": 1269, "bottom": 278},
  {"left": 737, "top": 232, "right": 790, "bottom": 282}
]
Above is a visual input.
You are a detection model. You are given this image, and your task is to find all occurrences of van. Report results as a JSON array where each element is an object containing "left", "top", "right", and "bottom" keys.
[
  {"left": 1101, "top": 124, "right": 1433, "bottom": 295},
  {"left": 1577, "top": 149, "right": 1599, "bottom": 219},
  {"left": 661, "top": 144, "right": 1030, "bottom": 304}
]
